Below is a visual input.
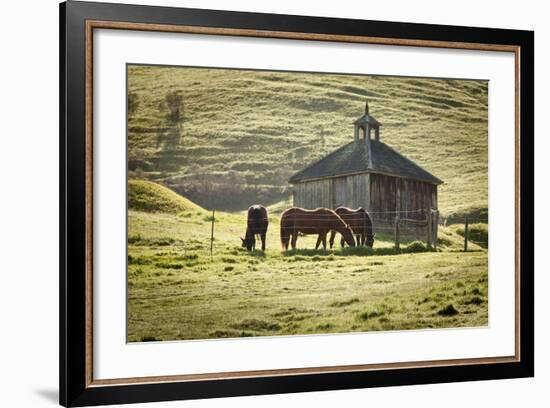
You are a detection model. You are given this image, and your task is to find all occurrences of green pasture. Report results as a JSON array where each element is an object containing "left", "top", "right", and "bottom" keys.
[
  {"left": 127, "top": 183, "right": 488, "bottom": 342},
  {"left": 126, "top": 65, "right": 490, "bottom": 341}
]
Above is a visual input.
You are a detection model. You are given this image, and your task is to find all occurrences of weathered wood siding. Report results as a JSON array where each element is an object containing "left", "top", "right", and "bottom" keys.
[
  {"left": 292, "top": 172, "right": 438, "bottom": 240},
  {"left": 293, "top": 179, "right": 333, "bottom": 209},
  {"left": 293, "top": 174, "right": 369, "bottom": 209},
  {"left": 369, "top": 174, "right": 438, "bottom": 235},
  {"left": 332, "top": 174, "right": 370, "bottom": 209}
]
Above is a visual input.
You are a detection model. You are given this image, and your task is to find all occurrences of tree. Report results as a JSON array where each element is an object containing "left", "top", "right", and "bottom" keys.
[
  {"left": 161, "top": 90, "right": 184, "bottom": 122},
  {"left": 127, "top": 92, "right": 139, "bottom": 116},
  {"left": 156, "top": 90, "right": 185, "bottom": 149},
  {"left": 164, "top": 126, "right": 181, "bottom": 149}
]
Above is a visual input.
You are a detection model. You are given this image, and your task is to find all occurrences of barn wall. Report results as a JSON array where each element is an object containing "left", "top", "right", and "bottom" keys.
[
  {"left": 293, "top": 179, "right": 333, "bottom": 209},
  {"left": 333, "top": 174, "right": 370, "bottom": 209},
  {"left": 293, "top": 174, "right": 370, "bottom": 210},
  {"left": 294, "top": 174, "right": 437, "bottom": 239},
  {"left": 369, "top": 174, "right": 438, "bottom": 237},
  {"left": 293, "top": 173, "right": 438, "bottom": 240}
]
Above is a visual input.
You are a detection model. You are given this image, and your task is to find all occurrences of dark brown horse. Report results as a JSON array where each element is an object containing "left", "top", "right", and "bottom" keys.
[
  {"left": 280, "top": 207, "right": 355, "bottom": 250},
  {"left": 241, "top": 205, "right": 268, "bottom": 251},
  {"left": 329, "top": 207, "right": 375, "bottom": 248}
]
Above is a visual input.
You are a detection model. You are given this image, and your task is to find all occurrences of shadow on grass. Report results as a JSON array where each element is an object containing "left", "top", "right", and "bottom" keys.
[
  {"left": 283, "top": 241, "right": 437, "bottom": 257},
  {"left": 283, "top": 248, "right": 336, "bottom": 257},
  {"left": 246, "top": 250, "right": 266, "bottom": 258},
  {"left": 227, "top": 247, "right": 267, "bottom": 257}
]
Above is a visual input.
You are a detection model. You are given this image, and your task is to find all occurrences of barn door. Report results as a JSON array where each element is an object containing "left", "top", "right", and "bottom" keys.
[{"left": 333, "top": 177, "right": 347, "bottom": 208}]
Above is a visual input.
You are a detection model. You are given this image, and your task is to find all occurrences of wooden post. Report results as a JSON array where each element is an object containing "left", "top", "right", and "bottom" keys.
[
  {"left": 426, "top": 208, "right": 432, "bottom": 248},
  {"left": 433, "top": 210, "right": 439, "bottom": 250},
  {"left": 464, "top": 217, "right": 469, "bottom": 252},
  {"left": 210, "top": 209, "right": 215, "bottom": 258},
  {"left": 394, "top": 215, "right": 400, "bottom": 250}
]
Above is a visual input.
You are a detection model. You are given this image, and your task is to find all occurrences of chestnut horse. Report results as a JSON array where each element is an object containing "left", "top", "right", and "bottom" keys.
[
  {"left": 280, "top": 207, "right": 355, "bottom": 250},
  {"left": 329, "top": 207, "right": 375, "bottom": 248},
  {"left": 241, "top": 205, "right": 268, "bottom": 251}
]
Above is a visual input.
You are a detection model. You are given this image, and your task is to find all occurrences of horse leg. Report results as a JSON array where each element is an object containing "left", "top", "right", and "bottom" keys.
[
  {"left": 252, "top": 234, "right": 256, "bottom": 251},
  {"left": 340, "top": 235, "right": 345, "bottom": 248},
  {"left": 281, "top": 224, "right": 289, "bottom": 250},
  {"left": 329, "top": 230, "right": 336, "bottom": 249},
  {"left": 315, "top": 235, "right": 322, "bottom": 250},
  {"left": 322, "top": 232, "right": 327, "bottom": 250},
  {"left": 291, "top": 231, "right": 298, "bottom": 250}
]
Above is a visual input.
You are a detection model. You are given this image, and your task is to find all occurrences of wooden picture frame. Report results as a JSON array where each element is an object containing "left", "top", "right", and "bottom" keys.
[{"left": 60, "top": 1, "right": 534, "bottom": 406}]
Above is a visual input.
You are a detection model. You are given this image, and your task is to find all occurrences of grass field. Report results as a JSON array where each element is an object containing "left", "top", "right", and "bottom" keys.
[
  {"left": 127, "top": 183, "right": 488, "bottom": 342},
  {"left": 126, "top": 66, "right": 489, "bottom": 342},
  {"left": 127, "top": 65, "right": 488, "bottom": 220}
]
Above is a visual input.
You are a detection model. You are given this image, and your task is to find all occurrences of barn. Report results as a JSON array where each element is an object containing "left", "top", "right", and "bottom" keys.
[{"left": 289, "top": 102, "right": 443, "bottom": 239}]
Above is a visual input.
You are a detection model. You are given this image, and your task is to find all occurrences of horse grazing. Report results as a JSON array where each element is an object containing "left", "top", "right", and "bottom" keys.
[
  {"left": 241, "top": 205, "right": 268, "bottom": 251},
  {"left": 329, "top": 207, "right": 375, "bottom": 248},
  {"left": 280, "top": 207, "right": 355, "bottom": 250}
]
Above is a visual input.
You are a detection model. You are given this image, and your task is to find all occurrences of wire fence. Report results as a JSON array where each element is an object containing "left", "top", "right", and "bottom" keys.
[{"left": 209, "top": 207, "right": 487, "bottom": 253}]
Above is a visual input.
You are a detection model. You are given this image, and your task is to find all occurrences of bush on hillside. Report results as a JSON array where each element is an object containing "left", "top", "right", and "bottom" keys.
[{"left": 453, "top": 223, "right": 488, "bottom": 249}]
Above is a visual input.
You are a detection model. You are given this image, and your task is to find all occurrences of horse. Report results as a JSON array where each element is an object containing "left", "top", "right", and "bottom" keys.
[
  {"left": 241, "top": 205, "right": 268, "bottom": 251},
  {"left": 329, "top": 207, "right": 375, "bottom": 248},
  {"left": 280, "top": 207, "right": 356, "bottom": 250}
]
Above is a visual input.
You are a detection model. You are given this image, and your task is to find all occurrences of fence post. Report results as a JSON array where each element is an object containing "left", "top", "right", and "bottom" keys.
[
  {"left": 433, "top": 210, "right": 439, "bottom": 250},
  {"left": 210, "top": 209, "right": 215, "bottom": 259},
  {"left": 426, "top": 208, "right": 432, "bottom": 248},
  {"left": 394, "top": 215, "right": 400, "bottom": 250},
  {"left": 464, "top": 217, "right": 469, "bottom": 252}
]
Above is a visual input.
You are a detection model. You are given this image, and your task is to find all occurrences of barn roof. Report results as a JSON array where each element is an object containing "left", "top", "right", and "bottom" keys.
[{"left": 289, "top": 140, "right": 443, "bottom": 185}]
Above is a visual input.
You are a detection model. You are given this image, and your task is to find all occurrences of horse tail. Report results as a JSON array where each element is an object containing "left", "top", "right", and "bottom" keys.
[
  {"left": 365, "top": 211, "right": 373, "bottom": 234},
  {"left": 363, "top": 210, "right": 373, "bottom": 245}
]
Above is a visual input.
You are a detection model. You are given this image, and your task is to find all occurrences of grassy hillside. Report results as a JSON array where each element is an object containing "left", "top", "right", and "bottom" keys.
[
  {"left": 127, "top": 65, "right": 488, "bottom": 220},
  {"left": 128, "top": 179, "right": 204, "bottom": 213}
]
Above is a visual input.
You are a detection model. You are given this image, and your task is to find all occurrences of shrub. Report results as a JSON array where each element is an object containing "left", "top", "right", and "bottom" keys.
[
  {"left": 454, "top": 223, "right": 488, "bottom": 249},
  {"left": 437, "top": 304, "right": 459, "bottom": 316},
  {"left": 231, "top": 319, "right": 281, "bottom": 332},
  {"left": 127, "top": 91, "right": 139, "bottom": 116},
  {"left": 155, "top": 262, "right": 184, "bottom": 269},
  {"left": 468, "top": 224, "right": 488, "bottom": 248},
  {"left": 128, "top": 234, "right": 142, "bottom": 244},
  {"left": 404, "top": 241, "right": 429, "bottom": 253},
  {"left": 358, "top": 303, "right": 394, "bottom": 320},
  {"left": 330, "top": 298, "right": 360, "bottom": 307},
  {"left": 140, "top": 335, "right": 159, "bottom": 342},
  {"left": 464, "top": 296, "right": 484, "bottom": 305},
  {"left": 209, "top": 330, "right": 254, "bottom": 338},
  {"left": 128, "top": 255, "right": 152, "bottom": 265}
]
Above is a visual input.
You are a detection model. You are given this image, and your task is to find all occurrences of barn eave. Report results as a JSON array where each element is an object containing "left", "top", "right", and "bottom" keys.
[{"left": 290, "top": 169, "right": 443, "bottom": 185}]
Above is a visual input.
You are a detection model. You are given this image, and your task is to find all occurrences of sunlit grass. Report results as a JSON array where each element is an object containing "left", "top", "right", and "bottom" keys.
[{"left": 127, "top": 209, "right": 488, "bottom": 342}]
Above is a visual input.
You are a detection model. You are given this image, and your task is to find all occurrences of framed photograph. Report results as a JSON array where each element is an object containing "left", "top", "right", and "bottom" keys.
[{"left": 60, "top": 1, "right": 534, "bottom": 406}]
